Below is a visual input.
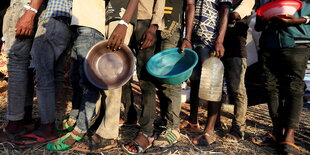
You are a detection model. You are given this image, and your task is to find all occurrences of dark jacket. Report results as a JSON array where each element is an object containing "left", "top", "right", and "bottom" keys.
[{"left": 255, "top": 0, "right": 310, "bottom": 49}]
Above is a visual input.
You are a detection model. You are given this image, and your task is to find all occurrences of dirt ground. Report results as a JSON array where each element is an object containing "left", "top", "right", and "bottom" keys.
[{"left": 0, "top": 77, "right": 309, "bottom": 155}]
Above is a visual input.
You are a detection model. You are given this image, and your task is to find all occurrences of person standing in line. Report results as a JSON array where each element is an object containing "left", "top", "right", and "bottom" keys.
[
  {"left": 11, "top": 0, "right": 72, "bottom": 146},
  {"left": 0, "top": 0, "right": 46, "bottom": 143},
  {"left": 152, "top": 0, "right": 195, "bottom": 148},
  {"left": 180, "top": 0, "right": 231, "bottom": 145},
  {"left": 46, "top": 0, "right": 138, "bottom": 152},
  {"left": 121, "top": 0, "right": 165, "bottom": 153},
  {"left": 254, "top": 0, "right": 310, "bottom": 154},
  {"left": 221, "top": 0, "right": 255, "bottom": 142}
]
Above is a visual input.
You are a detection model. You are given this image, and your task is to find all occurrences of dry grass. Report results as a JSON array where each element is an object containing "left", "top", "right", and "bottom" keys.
[{"left": 0, "top": 77, "right": 309, "bottom": 155}]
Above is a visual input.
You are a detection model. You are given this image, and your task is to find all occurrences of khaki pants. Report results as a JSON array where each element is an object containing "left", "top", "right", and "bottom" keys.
[{"left": 94, "top": 21, "right": 133, "bottom": 139}]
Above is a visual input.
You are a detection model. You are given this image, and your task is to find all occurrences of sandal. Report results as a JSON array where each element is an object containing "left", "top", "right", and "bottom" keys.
[
  {"left": 280, "top": 141, "right": 301, "bottom": 155},
  {"left": 56, "top": 119, "right": 75, "bottom": 132},
  {"left": 252, "top": 132, "right": 278, "bottom": 146},
  {"left": 223, "top": 131, "right": 243, "bottom": 143},
  {"left": 12, "top": 132, "right": 57, "bottom": 148},
  {"left": 46, "top": 132, "right": 83, "bottom": 151},
  {"left": 0, "top": 128, "right": 27, "bottom": 142},
  {"left": 180, "top": 121, "right": 201, "bottom": 132},
  {"left": 121, "top": 132, "right": 153, "bottom": 154},
  {"left": 192, "top": 132, "right": 216, "bottom": 146},
  {"left": 153, "top": 129, "right": 180, "bottom": 148},
  {"left": 71, "top": 134, "right": 117, "bottom": 153}
]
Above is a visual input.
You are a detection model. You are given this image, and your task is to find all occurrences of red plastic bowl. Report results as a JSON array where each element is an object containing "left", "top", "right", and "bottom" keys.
[{"left": 256, "top": 0, "right": 303, "bottom": 19}]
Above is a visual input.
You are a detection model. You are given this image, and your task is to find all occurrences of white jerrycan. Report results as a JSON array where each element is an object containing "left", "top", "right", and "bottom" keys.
[{"left": 199, "top": 51, "right": 224, "bottom": 102}]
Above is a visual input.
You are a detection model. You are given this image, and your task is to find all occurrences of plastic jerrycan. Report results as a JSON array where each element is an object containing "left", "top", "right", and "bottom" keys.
[{"left": 199, "top": 51, "right": 224, "bottom": 102}]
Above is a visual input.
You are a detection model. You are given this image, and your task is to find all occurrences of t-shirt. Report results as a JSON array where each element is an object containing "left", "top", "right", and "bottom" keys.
[
  {"left": 192, "top": 0, "right": 232, "bottom": 48},
  {"left": 161, "top": 0, "right": 184, "bottom": 39},
  {"left": 71, "top": 0, "right": 106, "bottom": 35},
  {"left": 106, "top": 0, "right": 137, "bottom": 25},
  {"left": 137, "top": 0, "right": 165, "bottom": 30}
]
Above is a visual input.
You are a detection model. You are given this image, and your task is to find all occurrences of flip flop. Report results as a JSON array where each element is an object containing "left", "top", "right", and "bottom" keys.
[
  {"left": 180, "top": 121, "right": 201, "bottom": 132},
  {"left": 280, "top": 141, "right": 301, "bottom": 155},
  {"left": 12, "top": 132, "right": 56, "bottom": 148},
  {"left": 0, "top": 128, "right": 27, "bottom": 142},
  {"left": 251, "top": 132, "right": 278, "bottom": 146}
]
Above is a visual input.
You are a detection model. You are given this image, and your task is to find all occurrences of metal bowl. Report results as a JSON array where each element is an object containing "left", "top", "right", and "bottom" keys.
[{"left": 84, "top": 40, "right": 135, "bottom": 89}]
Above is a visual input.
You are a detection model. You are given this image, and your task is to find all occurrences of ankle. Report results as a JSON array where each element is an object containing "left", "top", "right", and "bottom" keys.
[
  {"left": 283, "top": 128, "right": 295, "bottom": 143},
  {"left": 72, "top": 129, "right": 85, "bottom": 137},
  {"left": 67, "top": 119, "right": 76, "bottom": 127},
  {"left": 204, "top": 129, "right": 215, "bottom": 135}
]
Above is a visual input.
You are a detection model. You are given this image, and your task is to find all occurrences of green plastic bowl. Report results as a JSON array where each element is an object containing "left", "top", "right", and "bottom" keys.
[{"left": 146, "top": 48, "right": 198, "bottom": 84}]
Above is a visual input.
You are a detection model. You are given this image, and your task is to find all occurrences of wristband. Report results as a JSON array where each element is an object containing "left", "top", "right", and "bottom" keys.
[
  {"left": 303, "top": 16, "right": 310, "bottom": 24},
  {"left": 24, "top": 4, "right": 38, "bottom": 14},
  {"left": 183, "top": 38, "right": 192, "bottom": 44},
  {"left": 118, "top": 20, "right": 129, "bottom": 27}
]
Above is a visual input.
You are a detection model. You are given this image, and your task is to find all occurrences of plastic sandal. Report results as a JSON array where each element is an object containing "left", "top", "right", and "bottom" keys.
[
  {"left": 0, "top": 128, "right": 27, "bottom": 142},
  {"left": 180, "top": 121, "right": 201, "bottom": 131},
  {"left": 46, "top": 132, "right": 83, "bottom": 151},
  {"left": 251, "top": 132, "right": 278, "bottom": 146},
  {"left": 153, "top": 129, "right": 180, "bottom": 148},
  {"left": 280, "top": 141, "right": 301, "bottom": 155},
  {"left": 71, "top": 134, "right": 118, "bottom": 153},
  {"left": 121, "top": 132, "right": 153, "bottom": 154},
  {"left": 56, "top": 119, "right": 75, "bottom": 132}
]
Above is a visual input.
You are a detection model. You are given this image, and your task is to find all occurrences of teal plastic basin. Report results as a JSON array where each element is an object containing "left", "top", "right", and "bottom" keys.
[{"left": 146, "top": 48, "right": 198, "bottom": 84}]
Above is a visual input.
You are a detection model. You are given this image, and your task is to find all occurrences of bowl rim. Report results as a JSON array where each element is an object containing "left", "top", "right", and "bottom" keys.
[
  {"left": 83, "top": 40, "right": 135, "bottom": 89},
  {"left": 146, "top": 48, "right": 198, "bottom": 79},
  {"left": 256, "top": 0, "right": 303, "bottom": 17}
]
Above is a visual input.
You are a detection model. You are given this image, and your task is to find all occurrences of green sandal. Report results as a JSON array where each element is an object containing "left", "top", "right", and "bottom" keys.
[
  {"left": 46, "top": 132, "right": 83, "bottom": 151},
  {"left": 153, "top": 129, "right": 180, "bottom": 148},
  {"left": 56, "top": 119, "right": 75, "bottom": 132}
]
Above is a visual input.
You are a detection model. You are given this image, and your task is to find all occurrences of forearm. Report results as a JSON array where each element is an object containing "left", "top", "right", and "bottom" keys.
[
  {"left": 216, "top": 2, "right": 230, "bottom": 44},
  {"left": 184, "top": 0, "right": 195, "bottom": 40},
  {"left": 290, "top": 15, "right": 310, "bottom": 25},
  {"left": 122, "top": 0, "right": 139, "bottom": 23}
]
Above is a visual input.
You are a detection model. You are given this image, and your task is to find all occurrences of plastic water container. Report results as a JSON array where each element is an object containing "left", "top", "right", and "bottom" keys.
[{"left": 199, "top": 53, "right": 224, "bottom": 101}]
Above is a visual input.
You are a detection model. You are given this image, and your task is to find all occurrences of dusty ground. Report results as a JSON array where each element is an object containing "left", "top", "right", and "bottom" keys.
[{"left": 0, "top": 77, "right": 309, "bottom": 155}]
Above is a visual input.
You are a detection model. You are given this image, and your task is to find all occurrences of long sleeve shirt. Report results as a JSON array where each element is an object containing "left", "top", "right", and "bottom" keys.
[
  {"left": 137, "top": 0, "right": 165, "bottom": 30},
  {"left": 233, "top": 0, "right": 255, "bottom": 19}
]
